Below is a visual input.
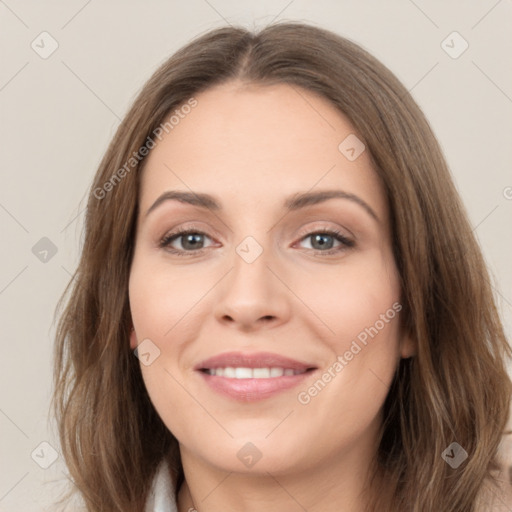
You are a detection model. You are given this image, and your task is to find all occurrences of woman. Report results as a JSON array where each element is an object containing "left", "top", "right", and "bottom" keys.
[{"left": 52, "top": 22, "right": 512, "bottom": 511}]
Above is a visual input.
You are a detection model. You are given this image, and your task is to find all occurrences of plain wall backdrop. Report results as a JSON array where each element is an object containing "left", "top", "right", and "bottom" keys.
[{"left": 0, "top": 1, "right": 511, "bottom": 510}]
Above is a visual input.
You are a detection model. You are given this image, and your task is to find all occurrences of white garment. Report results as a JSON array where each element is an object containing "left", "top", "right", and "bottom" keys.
[{"left": 144, "top": 459, "right": 178, "bottom": 512}]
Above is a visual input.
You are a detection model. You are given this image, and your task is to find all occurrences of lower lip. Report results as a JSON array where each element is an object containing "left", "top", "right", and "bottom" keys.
[{"left": 197, "top": 370, "right": 315, "bottom": 402}]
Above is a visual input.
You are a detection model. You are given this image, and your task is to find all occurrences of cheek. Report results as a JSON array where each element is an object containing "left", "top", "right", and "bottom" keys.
[
  {"left": 129, "top": 257, "right": 208, "bottom": 344},
  {"left": 295, "top": 250, "right": 401, "bottom": 347},
  {"left": 129, "top": 259, "right": 195, "bottom": 435},
  {"left": 297, "top": 311, "right": 401, "bottom": 448},
  {"left": 137, "top": 358, "right": 194, "bottom": 445},
  {"left": 294, "top": 249, "right": 402, "bottom": 402}
]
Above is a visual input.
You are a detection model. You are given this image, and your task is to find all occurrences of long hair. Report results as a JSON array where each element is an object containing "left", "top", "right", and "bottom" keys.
[{"left": 52, "top": 22, "right": 512, "bottom": 511}]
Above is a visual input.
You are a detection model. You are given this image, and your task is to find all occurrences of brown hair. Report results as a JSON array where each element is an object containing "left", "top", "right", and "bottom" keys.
[{"left": 52, "top": 21, "right": 512, "bottom": 511}]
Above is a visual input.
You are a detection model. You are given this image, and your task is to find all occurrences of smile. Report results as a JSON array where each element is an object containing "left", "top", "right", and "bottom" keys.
[{"left": 194, "top": 352, "right": 317, "bottom": 401}]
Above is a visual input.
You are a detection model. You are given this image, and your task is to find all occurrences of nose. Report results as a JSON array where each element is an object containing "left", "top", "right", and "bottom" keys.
[{"left": 213, "top": 245, "right": 292, "bottom": 332}]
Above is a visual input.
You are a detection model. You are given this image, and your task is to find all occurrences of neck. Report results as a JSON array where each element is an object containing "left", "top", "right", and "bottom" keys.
[{"left": 176, "top": 434, "right": 385, "bottom": 512}]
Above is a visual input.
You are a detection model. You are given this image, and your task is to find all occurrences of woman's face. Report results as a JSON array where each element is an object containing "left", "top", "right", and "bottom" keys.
[{"left": 129, "top": 81, "right": 414, "bottom": 476}]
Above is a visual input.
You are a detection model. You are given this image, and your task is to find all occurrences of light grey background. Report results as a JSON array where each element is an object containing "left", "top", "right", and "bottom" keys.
[{"left": 1, "top": 1, "right": 511, "bottom": 510}]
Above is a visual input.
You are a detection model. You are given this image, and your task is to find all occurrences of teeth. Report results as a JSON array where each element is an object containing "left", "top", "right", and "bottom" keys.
[
  {"left": 235, "top": 367, "right": 252, "bottom": 379},
  {"left": 270, "top": 367, "right": 284, "bottom": 377},
  {"left": 223, "top": 367, "right": 236, "bottom": 378},
  {"left": 253, "top": 368, "right": 270, "bottom": 378},
  {"left": 205, "top": 367, "right": 307, "bottom": 378}
]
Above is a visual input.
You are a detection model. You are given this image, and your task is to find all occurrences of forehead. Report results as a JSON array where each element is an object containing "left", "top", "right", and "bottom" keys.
[{"left": 139, "top": 81, "right": 387, "bottom": 222}]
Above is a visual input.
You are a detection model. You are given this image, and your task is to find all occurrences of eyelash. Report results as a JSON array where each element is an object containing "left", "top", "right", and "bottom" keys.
[{"left": 159, "top": 226, "right": 355, "bottom": 257}]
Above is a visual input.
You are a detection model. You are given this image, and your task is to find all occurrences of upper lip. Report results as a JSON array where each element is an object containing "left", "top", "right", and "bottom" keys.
[{"left": 195, "top": 351, "right": 317, "bottom": 371}]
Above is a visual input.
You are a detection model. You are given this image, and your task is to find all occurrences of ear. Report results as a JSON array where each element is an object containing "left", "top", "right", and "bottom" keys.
[
  {"left": 129, "top": 326, "right": 138, "bottom": 350},
  {"left": 399, "top": 332, "right": 417, "bottom": 359}
]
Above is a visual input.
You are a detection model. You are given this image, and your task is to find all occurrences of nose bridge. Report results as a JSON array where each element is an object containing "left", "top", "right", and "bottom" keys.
[
  {"left": 233, "top": 233, "right": 271, "bottom": 290},
  {"left": 212, "top": 230, "right": 291, "bottom": 329}
]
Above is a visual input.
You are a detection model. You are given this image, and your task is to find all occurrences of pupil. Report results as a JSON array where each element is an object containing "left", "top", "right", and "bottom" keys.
[{"left": 183, "top": 234, "right": 203, "bottom": 250}]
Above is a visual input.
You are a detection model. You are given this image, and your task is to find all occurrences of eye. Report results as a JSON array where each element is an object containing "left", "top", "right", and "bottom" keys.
[
  {"left": 159, "top": 226, "right": 355, "bottom": 257},
  {"left": 296, "top": 229, "right": 354, "bottom": 255},
  {"left": 159, "top": 228, "right": 215, "bottom": 255}
]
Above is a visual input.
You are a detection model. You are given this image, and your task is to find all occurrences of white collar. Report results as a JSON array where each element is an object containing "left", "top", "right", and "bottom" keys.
[{"left": 144, "top": 459, "right": 178, "bottom": 512}]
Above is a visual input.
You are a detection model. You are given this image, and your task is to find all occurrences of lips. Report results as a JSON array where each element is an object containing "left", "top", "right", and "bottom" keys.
[{"left": 195, "top": 351, "right": 317, "bottom": 402}]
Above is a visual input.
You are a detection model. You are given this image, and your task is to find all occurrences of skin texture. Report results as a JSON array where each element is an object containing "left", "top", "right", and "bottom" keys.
[{"left": 129, "top": 81, "right": 415, "bottom": 512}]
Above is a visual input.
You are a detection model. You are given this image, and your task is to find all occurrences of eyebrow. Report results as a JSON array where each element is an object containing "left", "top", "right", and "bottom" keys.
[{"left": 145, "top": 189, "right": 379, "bottom": 222}]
